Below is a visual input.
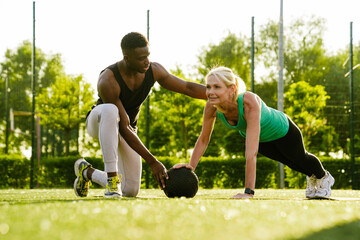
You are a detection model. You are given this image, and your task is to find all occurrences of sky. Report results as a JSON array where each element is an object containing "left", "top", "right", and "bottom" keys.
[{"left": 1, "top": 0, "right": 360, "bottom": 92}]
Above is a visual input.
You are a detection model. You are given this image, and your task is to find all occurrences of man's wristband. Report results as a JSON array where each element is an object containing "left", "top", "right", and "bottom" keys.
[{"left": 244, "top": 188, "right": 255, "bottom": 195}]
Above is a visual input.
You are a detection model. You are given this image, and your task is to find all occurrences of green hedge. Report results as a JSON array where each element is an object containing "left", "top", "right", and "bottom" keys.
[
  {"left": 0, "top": 155, "right": 30, "bottom": 188},
  {"left": 1, "top": 156, "right": 359, "bottom": 189}
]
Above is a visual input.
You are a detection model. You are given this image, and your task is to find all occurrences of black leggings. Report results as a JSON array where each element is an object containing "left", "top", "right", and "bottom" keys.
[{"left": 258, "top": 117, "right": 326, "bottom": 178}]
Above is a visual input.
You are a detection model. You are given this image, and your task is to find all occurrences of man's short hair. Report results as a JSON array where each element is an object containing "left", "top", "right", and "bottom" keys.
[{"left": 121, "top": 32, "right": 149, "bottom": 51}]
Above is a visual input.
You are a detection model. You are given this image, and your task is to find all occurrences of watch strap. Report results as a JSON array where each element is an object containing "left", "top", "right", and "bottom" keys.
[{"left": 244, "top": 188, "right": 255, "bottom": 195}]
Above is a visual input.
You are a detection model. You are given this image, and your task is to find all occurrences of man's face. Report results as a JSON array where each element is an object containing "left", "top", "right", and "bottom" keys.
[{"left": 124, "top": 46, "right": 150, "bottom": 73}]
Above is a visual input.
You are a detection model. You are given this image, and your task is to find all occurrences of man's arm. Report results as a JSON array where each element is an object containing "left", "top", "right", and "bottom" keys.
[
  {"left": 151, "top": 62, "right": 207, "bottom": 100},
  {"left": 98, "top": 69, "right": 168, "bottom": 188}
]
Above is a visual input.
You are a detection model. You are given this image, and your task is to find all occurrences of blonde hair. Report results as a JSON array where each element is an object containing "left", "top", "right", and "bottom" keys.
[{"left": 205, "top": 67, "right": 246, "bottom": 102}]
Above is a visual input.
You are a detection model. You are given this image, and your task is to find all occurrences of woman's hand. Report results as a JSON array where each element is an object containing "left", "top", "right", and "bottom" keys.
[
  {"left": 230, "top": 193, "right": 254, "bottom": 199},
  {"left": 172, "top": 163, "right": 194, "bottom": 171}
]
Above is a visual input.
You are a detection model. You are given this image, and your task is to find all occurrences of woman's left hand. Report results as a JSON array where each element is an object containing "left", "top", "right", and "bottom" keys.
[
  {"left": 230, "top": 193, "right": 254, "bottom": 199},
  {"left": 172, "top": 163, "right": 194, "bottom": 171}
]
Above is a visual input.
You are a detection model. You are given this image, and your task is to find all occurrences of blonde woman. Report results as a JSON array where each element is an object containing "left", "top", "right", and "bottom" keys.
[{"left": 174, "top": 67, "right": 334, "bottom": 199}]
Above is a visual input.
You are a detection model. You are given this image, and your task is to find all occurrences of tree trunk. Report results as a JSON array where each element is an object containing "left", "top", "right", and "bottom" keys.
[{"left": 65, "top": 129, "right": 70, "bottom": 156}]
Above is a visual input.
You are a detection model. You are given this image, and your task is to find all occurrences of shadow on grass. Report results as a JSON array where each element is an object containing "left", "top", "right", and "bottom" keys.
[{"left": 300, "top": 220, "right": 360, "bottom": 240}]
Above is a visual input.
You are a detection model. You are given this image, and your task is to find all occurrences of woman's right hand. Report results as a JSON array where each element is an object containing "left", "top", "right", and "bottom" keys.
[{"left": 172, "top": 163, "right": 194, "bottom": 171}]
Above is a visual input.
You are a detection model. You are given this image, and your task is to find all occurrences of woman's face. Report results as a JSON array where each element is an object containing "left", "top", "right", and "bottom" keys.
[{"left": 206, "top": 75, "right": 234, "bottom": 105}]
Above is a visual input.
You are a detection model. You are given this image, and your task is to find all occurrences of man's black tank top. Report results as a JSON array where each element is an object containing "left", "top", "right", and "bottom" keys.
[{"left": 96, "top": 62, "right": 155, "bottom": 128}]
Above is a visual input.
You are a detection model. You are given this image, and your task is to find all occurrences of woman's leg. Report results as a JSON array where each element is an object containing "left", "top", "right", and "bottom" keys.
[{"left": 270, "top": 118, "right": 326, "bottom": 179}]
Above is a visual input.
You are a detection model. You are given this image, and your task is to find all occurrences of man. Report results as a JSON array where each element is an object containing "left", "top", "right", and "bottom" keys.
[{"left": 74, "top": 32, "right": 206, "bottom": 198}]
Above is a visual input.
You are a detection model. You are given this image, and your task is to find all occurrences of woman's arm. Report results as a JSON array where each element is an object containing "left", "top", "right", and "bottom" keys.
[
  {"left": 231, "top": 92, "right": 261, "bottom": 199},
  {"left": 173, "top": 102, "right": 216, "bottom": 170}
]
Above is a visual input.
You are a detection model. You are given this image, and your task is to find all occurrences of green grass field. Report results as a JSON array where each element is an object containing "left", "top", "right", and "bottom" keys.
[{"left": 1, "top": 189, "right": 360, "bottom": 240}]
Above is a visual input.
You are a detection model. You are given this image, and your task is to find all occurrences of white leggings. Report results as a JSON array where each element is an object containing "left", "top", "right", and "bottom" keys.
[{"left": 86, "top": 104, "right": 142, "bottom": 197}]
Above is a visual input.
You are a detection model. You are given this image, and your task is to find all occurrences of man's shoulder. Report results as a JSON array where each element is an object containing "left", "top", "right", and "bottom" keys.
[
  {"left": 98, "top": 68, "right": 117, "bottom": 91},
  {"left": 99, "top": 67, "right": 115, "bottom": 80},
  {"left": 150, "top": 62, "right": 164, "bottom": 72},
  {"left": 150, "top": 62, "right": 168, "bottom": 82}
]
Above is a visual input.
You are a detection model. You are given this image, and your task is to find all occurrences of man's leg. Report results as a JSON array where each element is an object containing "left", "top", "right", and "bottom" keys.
[
  {"left": 87, "top": 104, "right": 119, "bottom": 174},
  {"left": 74, "top": 104, "right": 121, "bottom": 197},
  {"left": 117, "top": 134, "right": 142, "bottom": 197}
]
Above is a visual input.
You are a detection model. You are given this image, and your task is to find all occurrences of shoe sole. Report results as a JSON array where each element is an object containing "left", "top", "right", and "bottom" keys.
[
  {"left": 73, "top": 177, "right": 82, "bottom": 197},
  {"left": 306, "top": 193, "right": 316, "bottom": 198},
  {"left": 74, "top": 159, "right": 91, "bottom": 197},
  {"left": 104, "top": 193, "right": 122, "bottom": 198}
]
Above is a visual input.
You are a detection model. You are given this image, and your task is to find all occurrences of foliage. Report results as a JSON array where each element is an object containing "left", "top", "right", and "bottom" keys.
[
  {"left": 284, "top": 81, "right": 331, "bottom": 150},
  {"left": 0, "top": 41, "right": 95, "bottom": 157},
  {"left": 0, "top": 155, "right": 30, "bottom": 188},
  {"left": 255, "top": 16, "right": 360, "bottom": 157},
  {"left": 195, "top": 16, "right": 360, "bottom": 158},
  {"left": 197, "top": 32, "right": 252, "bottom": 86},
  {"left": 0, "top": 41, "right": 63, "bottom": 154},
  {"left": 323, "top": 45, "right": 360, "bottom": 155},
  {"left": 222, "top": 129, "right": 245, "bottom": 157},
  {"left": 37, "top": 74, "right": 94, "bottom": 155},
  {"left": 1, "top": 16, "right": 360, "bottom": 161},
  {"left": 2, "top": 156, "right": 359, "bottom": 190},
  {"left": 138, "top": 67, "right": 205, "bottom": 159}
]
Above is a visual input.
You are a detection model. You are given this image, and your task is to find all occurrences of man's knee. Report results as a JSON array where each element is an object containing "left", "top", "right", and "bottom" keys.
[
  {"left": 122, "top": 181, "right": 140, "bottom": 197},
  {"left": 100, "top": 104, "right": 119, "bottom": 121}
]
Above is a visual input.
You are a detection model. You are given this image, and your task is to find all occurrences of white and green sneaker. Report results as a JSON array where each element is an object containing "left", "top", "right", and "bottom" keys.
[
  {"left": 74, "top": 158, "right": 92, "bottom": 197},
  {"left": 104, "top": 175, "right": 122, "bottom": 198}
]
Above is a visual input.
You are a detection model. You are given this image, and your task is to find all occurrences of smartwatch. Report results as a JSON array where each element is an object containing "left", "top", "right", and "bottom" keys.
[{"left": 244, "top": 188, "right": 255, "bottom": 195}]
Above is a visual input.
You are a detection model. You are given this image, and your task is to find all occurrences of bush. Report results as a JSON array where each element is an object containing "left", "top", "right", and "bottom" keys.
[
  {"left": 0, "top": 155, "right": 30, "bottom": 188},
  {"left": 0, "top": 155, "right": 359, "bottom": 189},
  {"left": 38, "top": 156, "right": 103, "bottom": 188}
]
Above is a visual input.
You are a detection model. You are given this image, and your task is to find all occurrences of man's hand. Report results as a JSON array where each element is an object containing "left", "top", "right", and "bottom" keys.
[{"left": 149, "top": 160, "right": 168, "bottom": 189}]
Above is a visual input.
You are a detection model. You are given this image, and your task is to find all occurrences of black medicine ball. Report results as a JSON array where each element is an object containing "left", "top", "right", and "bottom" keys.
[{"left": 163, "top": 167, "right": 199, "bottom": 198}]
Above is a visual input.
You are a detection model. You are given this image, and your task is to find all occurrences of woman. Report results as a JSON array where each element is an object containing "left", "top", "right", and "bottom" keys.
[{"left": 174, "top": 67, "right": 334, "bottom": 199}]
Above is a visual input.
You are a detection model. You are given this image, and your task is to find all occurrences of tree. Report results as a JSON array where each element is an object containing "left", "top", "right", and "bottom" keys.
[
  {"left": 257, "top": 15, "right": 329, "bottom": 87},
  {"left": 37, "top": 74, "right": 94, "bottom": 155},
  {"left": 196, "top": 33, "right": 254, "bottom": 158},
  {"left": 197, "top": 32, "right": 252, "bottom": 86},
  {"left": 138, "top": 67, "right": 205, "bottom": 159},
  {"left": 322, "top": 43, "right": 360, "bottom": 156},
  {"left": 284, "top": 81, "right": 333, "bottom": 152},
  {"left": 0, "top": 41, "right": 64, "bottom": 155},
  {"left": 196, "top": 16, "right": 350, "bottom": 157}
]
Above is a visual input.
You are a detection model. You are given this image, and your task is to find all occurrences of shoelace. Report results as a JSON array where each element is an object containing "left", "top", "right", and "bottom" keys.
[{"left": 108, "top": 175, "right": 122, "bottom": 191}]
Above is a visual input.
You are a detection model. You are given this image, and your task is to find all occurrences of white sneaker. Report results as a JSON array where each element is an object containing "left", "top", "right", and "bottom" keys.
[
  {"left": 104, "top": 175, "right": 122, "bottom": 198},
  {"left": 314, "top": 171, "right": 335, "bottom": 198},
  {"left": 305, "top": 175, "right": 317, "bottom": 198}
]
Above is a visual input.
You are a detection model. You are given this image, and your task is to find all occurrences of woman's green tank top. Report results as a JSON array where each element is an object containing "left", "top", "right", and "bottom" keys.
[{"left": 217, "top": 93, "right": 289, "bottom": 142}]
